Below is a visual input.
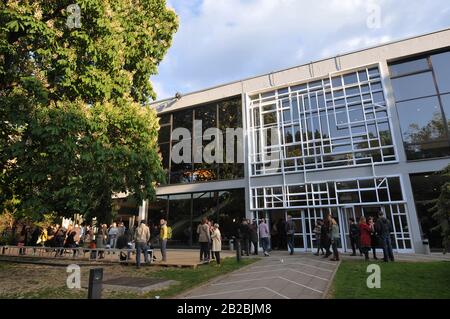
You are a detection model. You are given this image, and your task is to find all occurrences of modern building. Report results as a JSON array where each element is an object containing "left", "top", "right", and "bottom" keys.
[{"left": 118, "top": 28, "right": 450, "bottom": 254}]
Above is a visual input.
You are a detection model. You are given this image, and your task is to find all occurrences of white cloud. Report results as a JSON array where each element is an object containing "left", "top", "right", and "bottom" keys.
[{"left": 152, "top": 0, "right": 450, "bottom": 100}]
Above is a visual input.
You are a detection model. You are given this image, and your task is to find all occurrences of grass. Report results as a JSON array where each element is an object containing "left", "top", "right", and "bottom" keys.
[
  {"left": 331, "top": 260, "right": 450, "bottom": 299},
  {"left": 0, "top": 257, "right": 259, "bottom": 299}
]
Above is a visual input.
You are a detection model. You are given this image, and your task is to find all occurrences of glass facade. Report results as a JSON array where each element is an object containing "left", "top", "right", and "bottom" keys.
[
  {"left": 251, "top": 176, "right": 411, "bottom": 251},
  {"left": 410, "top": 172, "right": 449, "bottom": 250},
  {"left": 157, "top": 95, "right": 244, "bottom": 184},
  {"left": 151, "top": 189, "right": 245, "bottom": 247},
  {"left": 248, "top": 66, "right": 395, "bottom": 176},
  {"left": 251, "top": 176, "right": 404, "bottom": 210},
  {"left": 389, "top": 51, "right": 450, "bottom": 160}
]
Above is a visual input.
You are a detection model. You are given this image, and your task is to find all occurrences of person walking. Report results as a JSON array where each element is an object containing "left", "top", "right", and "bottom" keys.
[
  {"left": 197, "top": 218, "right": 211, "bottom": 262},
  {"left": 286, "top": 215, "right": 295, "bottom": 255},
  {"left": 249, "top": 220, "right": 259, "bottom": 255},
  {"left": 160, "top": 218, "right": 168, "bottom": 262},
  {"left": 330, "top": 218, "right": 340, "bottom": 261},
  {"left": 313, "top": 219, "right": 324, "bottom": 256},
  {"left": 349, "top": 217, "right": 361, "bottom": 256},
  {"left": 368, "top": 217, "right": 379, "bottom": 260},
  {"left": 359, "top": 216, "right": 372, "bottom": 261},
  {"left": 134, "top": 220, "right": 150, "bottom": 268},
  {"left": 211, "top": 223, "right": 222, "bottom": 266},
  {"left": 258, "top": 218, "right": 270, "bottom": 256},
  {"left": 375, "top": 211, "right": 395, "bottom": 262}
]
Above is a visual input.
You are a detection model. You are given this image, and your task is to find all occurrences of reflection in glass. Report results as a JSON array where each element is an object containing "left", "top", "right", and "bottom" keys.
[
  {"left": 391, "top": 72, "right": 437, "bottom": 102},
  {"left": 396, "top": 96, "right": 449, "bottom": 159},
  {"left": 389, "top": 58, "right": 429, "bottom": 77},
  {"left": 431, "top": 52, "right": 450, "bottom": 94}
]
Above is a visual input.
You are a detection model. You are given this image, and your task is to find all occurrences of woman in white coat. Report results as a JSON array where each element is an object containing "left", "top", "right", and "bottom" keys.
[{"left": 211, "top": 223, "right": 222, "bottom": 266}]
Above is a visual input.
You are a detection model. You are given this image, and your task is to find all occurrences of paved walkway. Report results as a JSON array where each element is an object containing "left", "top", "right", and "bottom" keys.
[{"left": 178, "top": 252, "right": 340, "bottom": 299}]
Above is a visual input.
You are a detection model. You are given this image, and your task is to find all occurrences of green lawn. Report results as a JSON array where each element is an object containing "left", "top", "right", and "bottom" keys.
[
  {"left": 331, "top": 260, "right": 450, "bottom": 299},
  {"left": 0, "top": 257, "right": 259, "bottom": 299}
]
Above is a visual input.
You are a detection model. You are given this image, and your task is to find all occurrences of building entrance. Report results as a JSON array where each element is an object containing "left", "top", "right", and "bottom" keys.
[{"left": 253, "top": 203, "right": 412, "bottom": 253}]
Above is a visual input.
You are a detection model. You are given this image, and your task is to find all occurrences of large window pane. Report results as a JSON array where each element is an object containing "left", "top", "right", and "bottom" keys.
[
  {"left": 440, "top": 93, "right": 450, "bottom": 130},
  {"left": 168, "top": 194, "right": 192, "bottom": 247},
  {"left": 193, "top": 104, "right": 217, "bottom": 182},
  {"left": 411, "top": 172, "right": 450, "bottom": 250},
  {"left": 431, "top": 52, "right": 450, "bottom": 94},
  {"left": 218, "top": 189, "right": 245, "bottom": 245},
  {"left": 389, "top": 58, "right": 429, "bottom": 77},
  {"left": 396, "top": 96, "right": 450, "bottom": 159},
  {"left": 391, "top": 72, "right": 437, "bottom": 101},
  {"left": 159, "top": 143, "right": 170, "bottom": 184}
]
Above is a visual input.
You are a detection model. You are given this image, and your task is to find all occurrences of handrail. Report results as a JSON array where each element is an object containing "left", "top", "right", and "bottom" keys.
[{"left": 0, "top": 245, "right": 153, "bottom": 263}]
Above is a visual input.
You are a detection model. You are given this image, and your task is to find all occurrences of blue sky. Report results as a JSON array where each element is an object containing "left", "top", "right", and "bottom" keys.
[{"left": 151, "top": 0, "right": 450, "bottom": 101}]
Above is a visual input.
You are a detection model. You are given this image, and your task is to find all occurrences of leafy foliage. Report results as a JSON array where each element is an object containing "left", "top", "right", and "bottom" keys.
[{"left": 0, "top": 1, "right": 178, "bottom": 222}]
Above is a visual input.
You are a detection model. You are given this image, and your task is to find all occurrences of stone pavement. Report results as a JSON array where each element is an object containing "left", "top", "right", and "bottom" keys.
[{"left": 177, "top": 252, "right": 340, "bottom": 299}]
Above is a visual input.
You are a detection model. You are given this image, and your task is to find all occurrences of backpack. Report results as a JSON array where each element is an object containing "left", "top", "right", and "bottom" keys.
[{"left": 166, "top": 226, "right": 172, "bottom": 240}]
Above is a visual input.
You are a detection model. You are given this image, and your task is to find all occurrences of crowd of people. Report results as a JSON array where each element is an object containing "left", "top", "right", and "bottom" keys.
[
  {"left": 312, "top": 211, "right": 395, "bottom": 262},
  {"left": 232, "top": 211, "right": 395, "bottom": 263},
  {"left": 4, "top": 210, "right": 396, "bottom": 265},
  {"left": 4, "top": 218, "right": 173, "bottom": 264}
]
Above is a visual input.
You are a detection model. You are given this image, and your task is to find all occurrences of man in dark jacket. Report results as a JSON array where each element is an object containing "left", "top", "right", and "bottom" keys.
[
  {"left": 238, "top": 219, "right": 251, "bottom": 256},
  {"left": 375, "top": 212, "right": 395, "bottom": 262},
  {"left": 249, "top": 220, "right": 258, "bottom": 255},
  {"left": 349, "top": 217, "right": 362, "bottom": 256},
  {"left": 321, "top": 215, "right": 332, "bottom": 258},
  {"left": 286, "top": 215, "right": 295, "bottom": 255}
]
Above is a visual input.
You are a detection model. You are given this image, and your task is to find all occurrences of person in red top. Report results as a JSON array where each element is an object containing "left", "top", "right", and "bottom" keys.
[{"left": 359, "top": 216, "right": 372, "bottom": 261}]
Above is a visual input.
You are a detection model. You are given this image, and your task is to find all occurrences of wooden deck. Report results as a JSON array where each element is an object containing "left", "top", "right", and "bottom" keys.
[{"left": 0, "top": 245, "right": 236, "bottom": 269}]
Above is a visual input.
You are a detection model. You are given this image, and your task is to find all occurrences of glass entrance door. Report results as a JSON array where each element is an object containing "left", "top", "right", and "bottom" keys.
[{"left": 339, "top": 206, "right": 356, "bottom": 253}]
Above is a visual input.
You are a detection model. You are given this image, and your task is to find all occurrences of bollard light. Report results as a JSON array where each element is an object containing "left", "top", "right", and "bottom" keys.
[{"left": 88, "top": 268, "right": 103, "bottom": 299}]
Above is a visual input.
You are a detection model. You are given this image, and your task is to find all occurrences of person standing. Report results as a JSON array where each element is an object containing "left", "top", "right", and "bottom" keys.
[
  {"left": 239, "top": 219, "right": 251, "bottom": 256},
  {"left": 330, "top": 218, "right": 340, "bottom": 261},
  {"left": 259, "top": 219, "right": 270, "bottom": 256},
  {"left": 134, "top": 220, "right": 150, "bottom": 268},
  {"left": 211, "top": 223, "right": 222, "bottom": 266},
  {"left": 108, "top": 222, "right": 119, "bottom": 248},
  {"left": 349, "top": 218, "right": 361, "bottom": 256},
  {"left": 359, "top": 216, "right": 372, "bottom": 261},
  {"left": 208, "top": 220, "right": 215, "bottom": 260},
  {"left": 368, "top": 217, "right": 379, "bottom": 260},
  {"left": 286, "top": 215, "right": 295, "bottom": 255},
  {"left": 197, "top": 218, "right": 211, "bottom": 262},
  {"left": 160, "top": 218, "right": 168, "bottom": 262},
  {"left": 375, "top": 211, "right": 395, "bottom": 262},
  {"left": 249, "top": 220, "right": 259, "bottom": 255},
  {"left": 322, "top": 214, "right": 332, "bottom": 258}
]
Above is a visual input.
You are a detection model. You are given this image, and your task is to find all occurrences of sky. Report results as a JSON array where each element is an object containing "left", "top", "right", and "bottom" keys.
[{"left": 151, "top": 0, "right": 450, "bottom": 101}]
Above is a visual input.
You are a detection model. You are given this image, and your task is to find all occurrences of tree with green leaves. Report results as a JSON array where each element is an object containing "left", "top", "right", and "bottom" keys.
[
  {"left": 1, "top": 0, "right": 178, "bottom": 222},
  {"left": 430, "top": 165, "right": 450, "bottom": 254}
]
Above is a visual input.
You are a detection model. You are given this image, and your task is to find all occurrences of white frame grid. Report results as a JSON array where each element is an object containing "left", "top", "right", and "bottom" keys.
[
  {"left": 250, "top": 175, "right": 412, "bottom": 253},
  {"left": 251, "top": 176, "right": 404, "bottom": 210},
  {"left": 247, "top": 64, "right": 397, "bottom": 177}
]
